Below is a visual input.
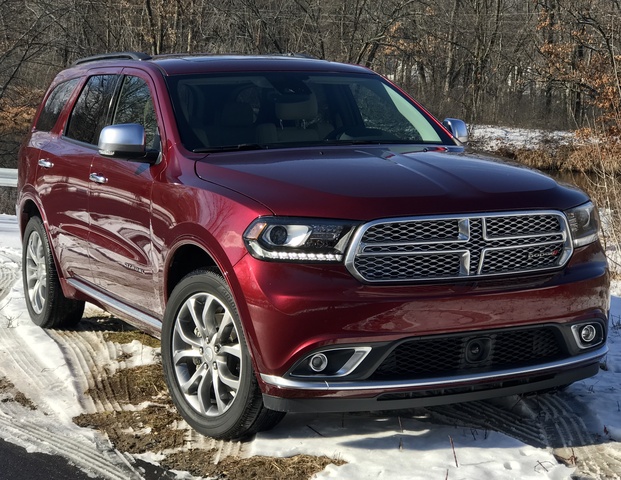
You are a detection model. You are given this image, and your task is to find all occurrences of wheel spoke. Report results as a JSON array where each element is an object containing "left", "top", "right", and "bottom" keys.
[
  {"left": 196, "top": 370, "right": 214, "bottom": 415},
  {"left": 179, "top": 363, "right": 207, "bottom": 395},
  {"left": 187, "top": 297, "right": 207, "bottom": 337},
  {"left": 174, "top": 317, "right": 201, "bottom": 348},
  {"left": 28, "top": 242, "right": 39, "bottom": 265},
  {"left": 173, "top": 348, "right": 201, "bottom": 365},
  {"left": 201, "top": 295, "right": 219, "bottom": 338},
  {"left": 35, "top": 281, "right": 45, "bottom": 311},
  {"left": 213, "top": 311, "right": 234, "bottom": 345},
  {"left": 218, "top": 343, "right": 241, "bottom": 360},
  {"left": 29, "top": 280, "right": 39, "bottom": 307},
  {"left": 211, "top": 369, "right": 228, "bottom": 414},
  {"left": 216, "top": 363, "right": 240, "bottom": 391}
]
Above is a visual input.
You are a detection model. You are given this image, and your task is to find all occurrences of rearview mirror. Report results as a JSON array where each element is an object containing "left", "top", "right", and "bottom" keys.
[
  {"left": 98, "top": 124, "right": 158, "bottom": 163},
  {"left": 442, "top": 118, "right": 468, "bottom": 144}
]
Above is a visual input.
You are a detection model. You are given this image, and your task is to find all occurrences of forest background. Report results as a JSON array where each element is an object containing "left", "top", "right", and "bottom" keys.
[{"left": 0, "top": 0, "right": 620, "bottom": 176}]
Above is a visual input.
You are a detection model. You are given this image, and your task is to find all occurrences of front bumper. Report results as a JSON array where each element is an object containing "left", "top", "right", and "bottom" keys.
[{"left": 232, "top": 241, "right": 609, "bottom": 408}]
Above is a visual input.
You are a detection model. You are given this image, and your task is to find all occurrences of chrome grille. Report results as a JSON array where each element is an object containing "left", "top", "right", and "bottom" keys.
[{"left": 345, "top": 211, "right": 572, "bottom": 283}]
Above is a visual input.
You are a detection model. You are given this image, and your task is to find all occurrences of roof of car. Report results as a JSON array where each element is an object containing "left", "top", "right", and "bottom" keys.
[{"left": 71, "top": 52, "right": 373, "bottom": 76}]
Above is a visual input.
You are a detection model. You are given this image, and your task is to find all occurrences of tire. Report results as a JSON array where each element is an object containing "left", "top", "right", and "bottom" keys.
[
  {"left": 161, "top": 270, "right": 285, "bottom": 440},
  {"left": 22, "top": 216, "right": 85, "bottom": 328}
]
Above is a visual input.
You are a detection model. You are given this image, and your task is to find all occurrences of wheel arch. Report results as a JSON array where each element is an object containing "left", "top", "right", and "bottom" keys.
[
  {"left": 165, "top": 242, "right": 221, "bottom": 299},
  {"left": 163, "top": 238, "right": 262, "bottom": 371},
  {"left": 18, "top": 197, "right": 43, "bottom": 237}
]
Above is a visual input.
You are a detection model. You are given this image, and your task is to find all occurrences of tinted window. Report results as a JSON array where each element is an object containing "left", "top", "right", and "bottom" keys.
[
  {"left": 113, "top": 76, "right": 159, "bottom": 150},
  {"left": 166, "top": 73, "right": 450, "bottom": 152},
  {"left": 35, "top": 78, "right": 80, "bottom": 132},
  {"left": 66, "top": 75, "right": 119, "bottom": 145}
]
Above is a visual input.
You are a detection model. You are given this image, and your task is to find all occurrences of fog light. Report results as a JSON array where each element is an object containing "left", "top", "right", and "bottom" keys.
[
  {"left": 571, "top": 321, "right": 604, "bottom": 349},
  {"left": 580, "top": 324, "right": 597, "bottom": 343},
  {"left": 309, "top": 353, "right": 328, "bottom": 372}
]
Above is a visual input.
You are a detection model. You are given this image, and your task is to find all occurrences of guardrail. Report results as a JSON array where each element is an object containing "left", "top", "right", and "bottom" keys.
[{"left": 0, "top": 168, "right": 17, "bottom": 188}]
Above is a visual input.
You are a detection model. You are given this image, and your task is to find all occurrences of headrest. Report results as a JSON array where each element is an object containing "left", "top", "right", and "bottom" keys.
[
  {"left": 221, "top": 102, "right": 254, "bottom": 127},
  {"left": 275, "top": 94, "right": 318, "bottom": 121}
]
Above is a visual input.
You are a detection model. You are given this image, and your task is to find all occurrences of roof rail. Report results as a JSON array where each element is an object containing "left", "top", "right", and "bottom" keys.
[
  {"left": 283, "top": 52, "right": 319, "bottom": 60},
  {"left": 73, "top": 52, "right": 152, "bottom": 66}
]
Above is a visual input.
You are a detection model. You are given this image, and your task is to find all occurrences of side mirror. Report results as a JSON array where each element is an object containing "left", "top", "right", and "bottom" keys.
[
  {"left": 442, "top": 118, "right": 468, "bottom": 144},
  {"left": 98, "top": 124, "right": 158, "bottom": 163}
]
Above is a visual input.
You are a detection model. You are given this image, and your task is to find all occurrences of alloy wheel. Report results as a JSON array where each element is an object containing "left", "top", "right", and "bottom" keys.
[{"left": 171, "top": 292, "right": 242, "bottom": 417}]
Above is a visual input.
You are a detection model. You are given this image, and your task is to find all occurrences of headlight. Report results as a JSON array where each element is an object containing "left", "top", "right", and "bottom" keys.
[
  {"left": 565, "top": 201, "right": 600, "bottom": 247},
  {"left": 244, "top": 217, "right": 358, "bottom": 262}
]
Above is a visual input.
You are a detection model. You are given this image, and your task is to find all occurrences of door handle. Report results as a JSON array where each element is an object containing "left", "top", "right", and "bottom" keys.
[
  {"left": 89, "top": 173, "right": 108, "bottom": 184},
  {"left": 38, "top": 158, "right": 54, "bottom": 168}
]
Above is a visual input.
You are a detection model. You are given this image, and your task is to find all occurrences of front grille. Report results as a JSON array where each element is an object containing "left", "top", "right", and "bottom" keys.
[
  {"left": 346, "top": 211, "right": 571, "bottom": 283},
  {"left": 371, "top": 327, "right": 563, "bottom": 380}
]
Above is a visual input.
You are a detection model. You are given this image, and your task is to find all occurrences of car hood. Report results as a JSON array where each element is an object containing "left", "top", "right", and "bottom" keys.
[{"left": 194, "top": 146, "right": 588, "bottom": 219}]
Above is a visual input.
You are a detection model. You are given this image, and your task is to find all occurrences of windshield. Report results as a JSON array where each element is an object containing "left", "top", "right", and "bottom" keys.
[{"left": 166, "top": 72, "right": 453, "bottom": 152}]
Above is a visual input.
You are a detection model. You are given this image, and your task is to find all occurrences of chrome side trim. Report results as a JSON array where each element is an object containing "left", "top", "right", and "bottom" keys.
[
  {"left": 68, "top": 278, "right": 162, "bottom": 333},
  {"left": 261, "top": 345, "right": 607, "bottom": 391}
]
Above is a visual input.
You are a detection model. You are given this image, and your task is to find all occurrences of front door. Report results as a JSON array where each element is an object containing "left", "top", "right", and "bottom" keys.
[{"left": 87, "top": 73, "right": 162, "bottom": 317}]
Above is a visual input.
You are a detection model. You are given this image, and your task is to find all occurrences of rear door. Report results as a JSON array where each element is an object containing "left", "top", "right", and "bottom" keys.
[{"left": 39, "top": 74, "right": 119, "bottom": 283}]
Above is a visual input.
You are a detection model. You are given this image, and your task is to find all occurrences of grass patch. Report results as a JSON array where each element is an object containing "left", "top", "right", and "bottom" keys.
[
  {"left": 103, "top": 330, "right": 161, "bottom": 349},
  {"left": 0, "top": 377, "right": 36, "bottom": 410},
  {"left": 163, "top": 450, "right": 345, "bottom": 480}
]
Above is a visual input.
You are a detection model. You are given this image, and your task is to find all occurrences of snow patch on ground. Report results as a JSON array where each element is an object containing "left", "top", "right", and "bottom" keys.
[{"left": 470, "top": 125, "right": 576, "bottom": 152}]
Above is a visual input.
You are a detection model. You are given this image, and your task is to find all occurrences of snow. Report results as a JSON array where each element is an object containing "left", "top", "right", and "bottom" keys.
[
  {"left": 2, "top": 215, "right": 620, "bottom": 479},
  {"left": 469, "top": 125, "right": 577, "bottom": 152}
]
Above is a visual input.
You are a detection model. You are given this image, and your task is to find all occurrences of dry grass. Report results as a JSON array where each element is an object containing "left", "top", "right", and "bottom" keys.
[
  {"left": 0, "top": 104, "right": 36, "bottom": 135},
  {"left": 103, "top": 330, "right": 161, "bottom": 349},
  {"left": 74, "top": 342, "right": 345, "bottom": 479},
  {"left": 0, "top": 377, "right": 36, "bottom": 410},
  {"left": 493, "top": 142, "right": 621, "bottom": 174},
  {"left": 163, "top": 451, "right": 344, "bottom": 480}
]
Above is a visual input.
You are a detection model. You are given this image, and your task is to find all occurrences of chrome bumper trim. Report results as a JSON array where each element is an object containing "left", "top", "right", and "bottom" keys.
[{"left": 261, "top": 344, "right": 607, "bottom": 391}]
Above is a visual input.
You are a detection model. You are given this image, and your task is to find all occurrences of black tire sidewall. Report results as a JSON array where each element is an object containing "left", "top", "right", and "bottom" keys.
[{"left": 161, "top": 270, "right": 258, "bottom": 438}]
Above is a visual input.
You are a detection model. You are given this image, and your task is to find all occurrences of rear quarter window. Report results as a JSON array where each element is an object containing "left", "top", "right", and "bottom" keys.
[{"left": 35, "top": 78, "right": 80, "bottom": 132}]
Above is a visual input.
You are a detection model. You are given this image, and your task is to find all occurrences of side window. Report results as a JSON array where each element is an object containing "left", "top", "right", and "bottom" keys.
[
  {"left": 113, "top": 76, "right": 159, "bottom": 151},
  {"left": 35, "top": 78, "right": 80, "bottom": 132},
  {"left": 65, "top": 75, "right": 119, "bottom": 145}
]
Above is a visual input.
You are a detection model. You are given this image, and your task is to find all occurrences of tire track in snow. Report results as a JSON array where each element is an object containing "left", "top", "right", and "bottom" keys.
[
  {"left": 0, "top": 325, "right": 70, "bottom": 398},
  {"left": 51, "top": 323, "right": 246, "bottom": 461},
  {"left": 0, "top": 328, "right": 144, "bottom": 478},
  {"left": 428, "top": 393, "right": 621, "bottom": 480},
  {"left": 0, "top": 249, "right": 19, "bottom": 305},
  {"left": 0, "top": 404, "right": 142, "bottom": 480},
  {"left": 48, "top": 329, "right": 124, "bottom": 414},
  {"left": 427, "top": 399, "right": 546, "bottom": 447},
  {"left": 528, "top": 394, "right": 621, "bottom": 479}
]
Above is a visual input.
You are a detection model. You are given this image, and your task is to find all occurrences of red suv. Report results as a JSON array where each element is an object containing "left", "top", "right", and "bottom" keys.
[{"left": 17, "top": 52, "right": 609, "bottom": 440}]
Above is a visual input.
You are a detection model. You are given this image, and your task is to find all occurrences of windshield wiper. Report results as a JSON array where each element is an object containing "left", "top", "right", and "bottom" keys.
[
  {"left": 193, "top": 143, "right": 268, "bottom": 153},
  {"left": 322, "top": 139, "right": 388, "bottom": 146}
]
